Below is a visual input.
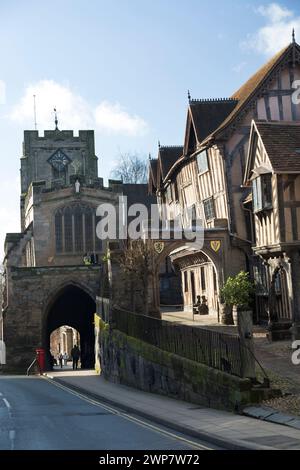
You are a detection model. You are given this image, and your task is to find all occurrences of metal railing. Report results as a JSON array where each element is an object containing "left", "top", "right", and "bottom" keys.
[
  {"left": 26, "top": 357, "right": 42, "bottom": 376},
  {"left": 113, "top": 306, "right": 244, "bottom": 377}
]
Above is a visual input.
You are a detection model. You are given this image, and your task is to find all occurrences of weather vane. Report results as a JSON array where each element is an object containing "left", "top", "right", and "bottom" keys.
[{"left": 54, "top": 107, "right": 59, "bottom": 130}]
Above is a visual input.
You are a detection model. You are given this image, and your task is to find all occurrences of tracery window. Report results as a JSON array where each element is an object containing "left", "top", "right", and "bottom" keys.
[{"left": 55, "top": 204, "right": 102, "bottom": 255}]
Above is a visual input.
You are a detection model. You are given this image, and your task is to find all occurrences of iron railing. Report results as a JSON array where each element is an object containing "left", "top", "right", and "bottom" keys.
[{"left": 113, "top": 307, "right": 244, "bottom": 377}]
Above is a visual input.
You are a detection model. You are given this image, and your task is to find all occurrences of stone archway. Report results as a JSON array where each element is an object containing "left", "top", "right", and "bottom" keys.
[
  {"left": 149, "top": 238, "right": 223, "bottom": 316},
  {"left": 43, "top": 284, "right": 96, "bottom": 370}
]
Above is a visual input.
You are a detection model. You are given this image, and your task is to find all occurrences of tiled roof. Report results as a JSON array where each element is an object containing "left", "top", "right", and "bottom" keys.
[
  {"left": 256, "top": 121, "right": 300, "bottom": 172},
  {"left": 159, "top": 146, "right": 183, "bottom": 179},
  {"left": 148, "top": 158, "right": 158, "bottom": 193},
  {"left": 203, "top": 43, "right": 299, "bottom": 142},
  {"left": 189, "top": 99, "right": 238, "bottom": 142},
  {"left": 122, "top": 183, "right": 156, "bottom": 209}
]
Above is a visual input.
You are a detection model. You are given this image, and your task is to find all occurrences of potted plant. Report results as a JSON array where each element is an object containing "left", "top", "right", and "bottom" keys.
[
  {"left": 218, "top": 292, "right": 234, "bottom": 325},
  {"left": 220, "top": 271, "right": 254, "bottom": 326}
]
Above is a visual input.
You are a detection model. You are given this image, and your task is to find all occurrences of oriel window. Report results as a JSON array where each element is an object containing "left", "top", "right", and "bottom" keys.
[{"left": 252, "top": 174, "right": 272, "bottom": 213}]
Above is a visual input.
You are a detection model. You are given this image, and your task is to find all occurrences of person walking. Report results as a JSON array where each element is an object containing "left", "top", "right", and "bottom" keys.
[
  {"left": 71, "top": 344, "right": 80, "bottom": 370},
  {"left": 63, "top": 352, "right": 68, "bottom": 366},
  {"left": 58, "top": 353, "right": 63, "bottom": 369}
]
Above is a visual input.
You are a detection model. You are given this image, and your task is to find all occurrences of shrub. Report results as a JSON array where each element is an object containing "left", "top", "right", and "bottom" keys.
[{"left": 220, "top": 271, "right": 254, "bottom": 308}]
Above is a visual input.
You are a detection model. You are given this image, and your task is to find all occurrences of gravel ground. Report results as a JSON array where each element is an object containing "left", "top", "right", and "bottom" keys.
[{"left": 256, "top": 364, "right": 300, "bottom": 416}]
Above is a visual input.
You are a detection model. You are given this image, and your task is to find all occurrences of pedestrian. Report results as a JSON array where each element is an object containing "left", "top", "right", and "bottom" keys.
[
  {"left": 63, "top": 352, "right": 68, "bottom": 366},
  {"left": 70, "top": 344, "right": 80, "bottom": 370},
  {"left": 58, "top": 352, "right": 63, "bottom": 369}
]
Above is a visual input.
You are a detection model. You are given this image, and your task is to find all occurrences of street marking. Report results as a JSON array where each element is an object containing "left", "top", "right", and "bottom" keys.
[
  {"left": 42, "top": 376, "right": 213, "bottom": 450},
  {"left": 3, "top": 398, "right": 11, "bottom": 409}
]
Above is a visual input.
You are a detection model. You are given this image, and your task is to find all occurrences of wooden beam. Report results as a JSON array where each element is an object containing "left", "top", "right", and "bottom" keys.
[
  {"left": 264, "top": 95, "right": 271, "bottom": 120},
  {"left": 277, "top": 73, "right": 284, "bottom": 121},
  {"left": 289, "top": 66, "right": 297, "bottom": 121},
  {"left": 284, "top": 201, "right": 300, "bottom": 208},
  {"left": 277, "top": 175, "right": 286, "bottom": 242}
]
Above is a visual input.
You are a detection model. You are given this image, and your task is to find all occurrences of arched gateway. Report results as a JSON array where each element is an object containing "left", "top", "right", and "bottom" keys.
[
  {"left": 44, "top": 284, "right": 96, "bottom": 369},
  {"left": 2, "top": 127, "right": 155, "bottom": 372}
]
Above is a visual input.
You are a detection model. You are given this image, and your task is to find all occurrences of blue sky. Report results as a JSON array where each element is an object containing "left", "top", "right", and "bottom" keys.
[{"left": 0, "top": 0, "right": 299, "bottom": 251}]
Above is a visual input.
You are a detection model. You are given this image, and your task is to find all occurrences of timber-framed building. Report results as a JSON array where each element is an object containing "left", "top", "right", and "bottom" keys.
[{"left": 149, "top": 39, "right": 300, "bottom": 337}]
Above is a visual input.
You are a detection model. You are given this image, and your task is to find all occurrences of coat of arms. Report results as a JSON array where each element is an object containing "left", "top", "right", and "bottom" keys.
[
  {"left": 210, "top": 240, "right": 221, "bottom": 252},
  {"left": 154, "top": 241, "right": 165, "bottom": 254}
]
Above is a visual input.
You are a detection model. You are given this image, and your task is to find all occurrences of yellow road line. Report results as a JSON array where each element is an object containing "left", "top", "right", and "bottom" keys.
[{"left": 42, "top": 376, "right": 213, "bottom": 450}]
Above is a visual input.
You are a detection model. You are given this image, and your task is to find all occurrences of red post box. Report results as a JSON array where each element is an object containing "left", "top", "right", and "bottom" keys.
[{"left": 36, "top": 348, "right": 45, "bottom": 372}]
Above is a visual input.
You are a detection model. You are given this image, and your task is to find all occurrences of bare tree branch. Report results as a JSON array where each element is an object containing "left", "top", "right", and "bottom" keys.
[{"left": 111, "top": 153, "right": 148, "bottom": 184}]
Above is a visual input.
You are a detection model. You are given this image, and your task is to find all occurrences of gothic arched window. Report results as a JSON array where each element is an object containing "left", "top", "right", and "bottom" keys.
[
  {"left": 54, "top": 204, "right": 102, "bottom": 255},
  {"left": 55, "top": 211, "right": 63, "bottom": 253}
]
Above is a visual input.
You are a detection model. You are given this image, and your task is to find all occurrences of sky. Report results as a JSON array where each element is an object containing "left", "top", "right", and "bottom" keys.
[{"left": 0, "top": 0, "right": 299, "bottom": 254}]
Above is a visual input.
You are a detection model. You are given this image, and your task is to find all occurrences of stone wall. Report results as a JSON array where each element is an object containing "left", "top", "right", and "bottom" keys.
[
  {"left": 21, "top": 130, "right": 98, "bottom": 194},
  {"left": 99, "top": 323, "right": 279, "bottom": 412},
  {"left": 3, "top": 265, "right": 101, "bottom": 372}
]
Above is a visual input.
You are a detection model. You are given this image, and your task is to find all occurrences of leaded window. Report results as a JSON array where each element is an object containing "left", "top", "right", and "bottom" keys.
[
  {"left": 64, "top": 207, "right": 73, "bottom": 253},
  {"left": 74, "top": 205, "right": 83, "bottom": 252},
  {"left": 203, "top": 197, "right": 215, "bottom": 221},
  {"left": 55, "top": 212, "right": 63, "bottom": 253},
  {"left": 85, "top": 210, "right": 94, "bottom": 252},
  {"left": 55, "top": 204, "right": 102, "bottom": 255},
  {"left": 196, "top": 149, "right": 209, "bottom": 174},
  {"left": 252, "top": 174, "right": 272, "bottom": 213}
]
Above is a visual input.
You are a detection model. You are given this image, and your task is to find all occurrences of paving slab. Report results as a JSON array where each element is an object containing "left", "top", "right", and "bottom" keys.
[{"left": 44, "top": 370, "right": 300, "bottom": 450}]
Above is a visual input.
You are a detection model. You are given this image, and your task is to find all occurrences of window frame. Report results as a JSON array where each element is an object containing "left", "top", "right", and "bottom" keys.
[
  {"left": 252, "top": 174, "right": 272, "bottom": 213},
  {"left": 203, "top": 197, "right": 216, "bottom": 221},
  {"left": 196, "top": 149, "right": 209, "bottom": 175},
  {"left": 55, "top": 204, "right": 102, "bottom": 255},
  {"left": 166, "top": 184, "right": 173, "bottom": 204}
]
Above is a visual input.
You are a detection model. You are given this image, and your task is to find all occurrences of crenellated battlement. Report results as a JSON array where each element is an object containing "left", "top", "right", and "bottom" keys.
[
  {"left": 189, "top": 97, "right": 238, "bottom": 104},
  {"left": 23, "top": 129, "right": 94, "bottom": 145}
]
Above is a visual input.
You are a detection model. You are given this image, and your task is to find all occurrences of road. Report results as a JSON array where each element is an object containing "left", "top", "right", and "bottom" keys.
[{"left": 0, "top": 376, "right": 218, "bottom": 450}]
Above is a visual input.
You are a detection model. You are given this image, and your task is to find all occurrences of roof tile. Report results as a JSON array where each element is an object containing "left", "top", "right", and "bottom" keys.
[{"left": 256, "top": 121, "right": 300, "bottom": 172}]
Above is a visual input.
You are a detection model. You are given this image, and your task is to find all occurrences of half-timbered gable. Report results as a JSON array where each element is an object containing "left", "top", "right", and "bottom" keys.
[
  {"left": 148, "top": 39, "right": 300, "bottom": 325},
  {"left": 204, "top": 41, "right": 300, "bottom": 241},
  {"left": 156, "top": 145, "right": 183, "bottom": 220},
  {"left": 246, "top": 120, "right": 300, "bottom": 249},
  {"left": 245, "top": 120, "right": 300, "bottom": 334}
]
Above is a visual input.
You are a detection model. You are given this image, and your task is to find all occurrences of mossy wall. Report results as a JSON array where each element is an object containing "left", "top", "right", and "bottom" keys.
[{"left": 99, "top": 325, "right": 276, "bottom": 412}]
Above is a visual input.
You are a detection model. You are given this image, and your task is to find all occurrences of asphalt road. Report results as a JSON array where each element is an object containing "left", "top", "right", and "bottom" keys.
[{"left": 0, "top": 376, "right": 218, "bottom": 450}]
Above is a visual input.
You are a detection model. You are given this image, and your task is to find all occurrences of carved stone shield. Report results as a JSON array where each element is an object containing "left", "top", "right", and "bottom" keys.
[
  {"left": 210, "top": 240, "right": 221, "bottom": 252},
  {"left": 154, "top": 241, "right": 165, "bottom": 254}
]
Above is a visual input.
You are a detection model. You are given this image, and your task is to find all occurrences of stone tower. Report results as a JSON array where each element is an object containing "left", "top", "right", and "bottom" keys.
[{"left": 2, "top": 127, "right": 121, "bottom": 371}]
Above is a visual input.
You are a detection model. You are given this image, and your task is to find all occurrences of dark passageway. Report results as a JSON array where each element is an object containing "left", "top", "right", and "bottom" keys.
[{"left": 45, "top": 285, "right": 96, "bottom": 370}]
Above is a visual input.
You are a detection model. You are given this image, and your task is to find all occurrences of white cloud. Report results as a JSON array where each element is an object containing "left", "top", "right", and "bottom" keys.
[
  {"left": 256, "top": 3, "right": 292, "bottom": 23},
  {"left": 10, "top": 80, "right": 92, "bottom": 130},
  {"left": 94, "top": 101, "right": 148, "bottom": 136},
  {"left": 10, "top": 80, "right": 147, "bottom": 136},
  {"left": 241, "top": 3, "right": 300, "bottom": 56}
]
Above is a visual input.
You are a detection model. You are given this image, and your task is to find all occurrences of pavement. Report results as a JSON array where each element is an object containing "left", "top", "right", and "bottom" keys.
[
  {"left": 45, "top": 370, "right": 300, "bottom": 450},
  {"left": 244, "top": 405, "right": 300, "bottom": 429}
]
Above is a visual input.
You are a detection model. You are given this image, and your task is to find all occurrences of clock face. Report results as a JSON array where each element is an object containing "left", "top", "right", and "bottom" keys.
[{"left": 48, "top": 149, "right": 71, "bottom": 171}]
